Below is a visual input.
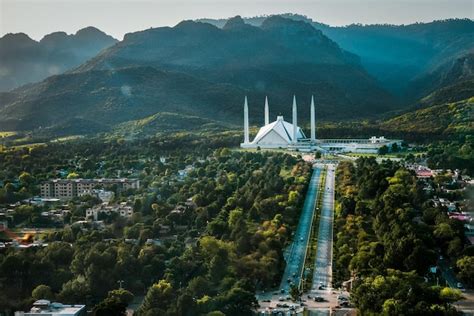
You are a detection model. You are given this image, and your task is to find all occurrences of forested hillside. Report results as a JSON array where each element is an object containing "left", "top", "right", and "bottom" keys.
[
  {"left": 0, "top": 16, "right": 397, "bottom": 135},
  {"left": 333, "top": 158, "right": 469, "bottom": 314}
]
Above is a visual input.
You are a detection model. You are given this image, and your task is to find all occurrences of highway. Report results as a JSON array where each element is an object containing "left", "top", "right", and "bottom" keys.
[
  {"left": 312, "top": 164, "right": 336, "bottom": 291},
  {"left": 278, "top": 166, "right": 322, "bottom": 293}
]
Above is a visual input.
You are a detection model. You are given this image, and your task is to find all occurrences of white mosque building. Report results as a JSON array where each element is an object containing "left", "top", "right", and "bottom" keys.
[{"left": 240, "top": 96, "right": 402, "bottom": 153}]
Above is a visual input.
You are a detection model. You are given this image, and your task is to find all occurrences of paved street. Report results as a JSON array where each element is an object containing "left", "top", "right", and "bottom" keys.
[
  {"left": 311, "top": 164, "right": 335, "bottom": 291},
  {"left": 257, "top": 163, "right": 353, "bottom": 315},
  {"left": 278, "top": 166, "right": 322, "bottom": 293}
]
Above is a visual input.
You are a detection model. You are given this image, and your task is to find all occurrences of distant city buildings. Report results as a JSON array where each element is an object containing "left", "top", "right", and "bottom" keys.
[
  {"left": 40, "top": 178, "right": 139, "bottom": 200},
  {"left": 16, "top": 300, "right": 85, "bottom": 316}
]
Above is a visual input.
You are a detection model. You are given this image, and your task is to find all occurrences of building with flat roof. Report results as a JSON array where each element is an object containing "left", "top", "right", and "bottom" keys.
[
  {"left": 16, "top": 300, "right": 85, "bottom": 316},
  {"left": 86, "top": 202, "right": 133, "bottom": 221},
  {"left": 40, "top": 178, "right": 139, "bottom": 200}
]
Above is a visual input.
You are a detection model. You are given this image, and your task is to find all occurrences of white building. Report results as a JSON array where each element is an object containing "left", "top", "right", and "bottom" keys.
[
  {"left": 17, "top": 300, "right": 85, "bottom": 316},
  {"left": 86, "top": 202, "right": 133, "bottom": 221},
  {"left": 241, "top": 95, "right": 311, "bottom": 149},
  {"left": 240, "top": 95, "right": 402, "bottom": 153}
]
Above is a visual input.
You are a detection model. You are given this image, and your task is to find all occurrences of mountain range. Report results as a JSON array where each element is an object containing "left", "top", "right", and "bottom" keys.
[
  {"left": 200, "top": 14, "right": 474, "bottom": 100},
  {"left": 0, "top": 27, "right": 117, "bottom": 92},
  {"left": 0, "top": 15, "right": 472, "bottom": 139}
]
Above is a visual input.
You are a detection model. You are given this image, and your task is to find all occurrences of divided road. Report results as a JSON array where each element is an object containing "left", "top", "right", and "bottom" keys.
[
  {"left": 312, "top": 164, "right": 336, "bottom": 291},
  {"left": 278, "top": 166, "right": 322, "bottom": 293}
]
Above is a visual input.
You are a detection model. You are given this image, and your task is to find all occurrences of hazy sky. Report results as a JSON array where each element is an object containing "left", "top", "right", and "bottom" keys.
[{"left": 1, "top": 0, "right": 473, "bottom": 40}]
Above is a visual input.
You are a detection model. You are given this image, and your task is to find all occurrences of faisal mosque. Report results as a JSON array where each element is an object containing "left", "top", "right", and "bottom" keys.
[{"left": 240, "top": 96, "right": 402, "bottom": 153}]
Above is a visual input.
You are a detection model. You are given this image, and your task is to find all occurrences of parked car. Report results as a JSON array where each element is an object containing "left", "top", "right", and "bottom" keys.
[{"left": 314, "top": 296, "right": 325, "bottom": 302}]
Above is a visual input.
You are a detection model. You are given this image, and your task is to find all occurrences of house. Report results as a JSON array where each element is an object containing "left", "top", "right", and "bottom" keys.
[{"left": 85, "top": 202, "right": 133, "bottom": 221}]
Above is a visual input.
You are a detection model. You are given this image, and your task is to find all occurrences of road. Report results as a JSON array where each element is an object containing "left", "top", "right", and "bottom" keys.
[
  {"left": 278, "top": 166, "right": 322, "bottom": 294},
  {"left": 312, "top": 164, "right": 336, "bottom": 291}
]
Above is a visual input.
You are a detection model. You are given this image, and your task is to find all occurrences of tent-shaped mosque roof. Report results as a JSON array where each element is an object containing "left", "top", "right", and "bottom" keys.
[{"left": 251, "top": 115, "right": 305, "bottom": 145}]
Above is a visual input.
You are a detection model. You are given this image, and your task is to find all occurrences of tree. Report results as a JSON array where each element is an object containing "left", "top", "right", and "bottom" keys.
[
  {"left": 378, "top": 145, "right": 389, "bottom": 155},
  {"left": 107, "top": 289, "right": 134, "bottom": 305},
  {"left": 457, "top": 256, "right": 474, "bottom": 287},
  {"left": 391, "top": 143, "right": 399, "bottom": 153},
  {"left": 439, "top": 287, "right": 463, "bottom": 303},
  {"left": 289, "top": 284, "right": 302, "bottom": 301},
  {"left": 32, "top": 284, "right": 54, "bottom": 300},
  {"left": 137, "top": 280, "right": 173, "bottom": 315},
  {"left": 92, "top": 297, "right": 127, "bottom": 316},
  {"left": 19, "top": 171, "right": 34, "bottom": 187},
  {"left": 67, "top": 172, "right": 80, "bottom": 179}
]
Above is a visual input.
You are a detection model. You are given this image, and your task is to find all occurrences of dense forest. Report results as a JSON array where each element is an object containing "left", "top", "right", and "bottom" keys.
[
  {"left": 0, "top": 133, "right": 311, "bottom": 315},
  {"left": 333, "top": 158, "right": 472, "bottom": 315}
]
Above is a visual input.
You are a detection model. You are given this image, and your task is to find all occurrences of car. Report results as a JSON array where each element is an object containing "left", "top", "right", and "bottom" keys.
[
  {"left": 318, "top": 285, "right": 324, "bottom": 290},
  {"left": 282, "top": 303, "right": 289, "bottom": 308},
  {"left": 314, "top": 296, "right": 325, "bottom": 302},
  {"left": 292, "top": 272, "right": 296, "bottom": 277},
  {"left": 278, "top": 297, "right": 284, "bottom": 301},
  {"left": 300, "top": 237, "right": 304, "bottom": 241},
  {"left": 280, "top": 289, "right": 285, "bottom": 294},
  {"left": 307, "top": 295, "right": 312, "bottom": 299},
  {"left": 340, "top": 301, "right": 350, "bottom": 307},
  {"left": 286, "top": 296, "right": 291, "bottom": 301},
  {"left": 273, "top": 292, "right": 279, "bottom": 295},
  {"left": 287, "top": 278, "right": 291, "bottom": 283},
  {"left": 276, "top": 303, "right": 284, "bottom": 308}
]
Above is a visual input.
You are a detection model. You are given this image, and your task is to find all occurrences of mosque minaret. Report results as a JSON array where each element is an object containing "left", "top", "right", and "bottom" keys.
[{"left": 240, "top": 95, "right": 401, "bottom": 153}]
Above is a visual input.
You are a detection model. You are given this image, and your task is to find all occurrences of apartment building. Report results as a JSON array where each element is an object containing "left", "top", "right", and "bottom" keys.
[{"left": 40, "top": 178, "right": 139, "bottom": 199}]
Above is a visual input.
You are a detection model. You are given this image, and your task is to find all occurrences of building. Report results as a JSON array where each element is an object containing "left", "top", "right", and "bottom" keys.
[
  {"left": 86, "top": 202, "right": 133, "bottom": 221},
  {"left": 241, "top": 95, "right": 309, "bottom": 149},
  {"left": 40, "top": 178, "right": 139, "bottom": 200},
  {"left": 78, "top": 189, "right": 114, "bottom": 203},
  {"left": 17, "top": 300, "right": 85, "bottom": 316},
  {"left": 240, "top": 95, "right": 402, "bottom": 153}
]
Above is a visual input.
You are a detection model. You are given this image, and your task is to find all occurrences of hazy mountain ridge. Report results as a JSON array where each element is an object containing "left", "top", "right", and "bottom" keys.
[
  {"left": 200, "top": 15, "right": 474, "bottom": 99},
  {"left": 0, "top": 16, "right": 398, "bottom": 135},
  {"left": 408, "top": 51, "right": 474, "bottom": 101},
  {"left": 0, "top": 27, "right": 117, "bottom": 92},
  {"left": 1, "top": 15, "right": 472, "bottom": 138}
]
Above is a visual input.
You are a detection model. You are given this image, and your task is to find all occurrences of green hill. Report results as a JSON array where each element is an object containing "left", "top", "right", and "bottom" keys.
[
  {"left": 112, "top": 112, "right": 230, "bottom": 138},
  {"left": 381, "top": 97, "right": 473, "bottom": 136}
]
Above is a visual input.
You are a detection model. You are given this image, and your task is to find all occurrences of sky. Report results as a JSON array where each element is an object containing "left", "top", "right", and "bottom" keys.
[{"left": 1, "top": 0, "right": 473, "bottom": 40}]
